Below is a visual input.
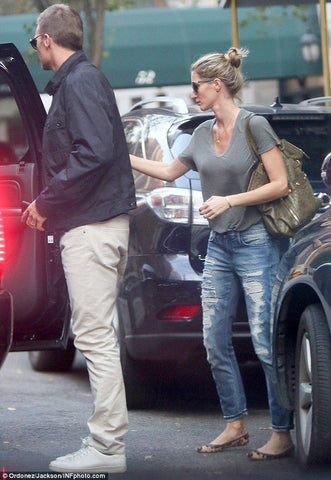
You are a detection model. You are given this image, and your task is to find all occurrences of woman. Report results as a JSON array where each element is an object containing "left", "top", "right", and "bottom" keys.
[{"left": 130, "top": 47, "right": 294, "bottom": 460}]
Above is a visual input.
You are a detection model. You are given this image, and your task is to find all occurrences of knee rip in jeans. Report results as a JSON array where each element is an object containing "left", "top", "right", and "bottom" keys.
[
  {"left": 250, "top": 321, "right": 271, "bottom": 362},
  {"left": 202, "top": 332, "right": 217, "bottom": 364},
  {"left": 202, "top": 288, "right": 217, "bottom": 328},
  {"left": 202, "top": 263, "right": 217, "bottom": 329},
  {"left": 253, "top": 344, "right": 270, "bottom": 361},
  {"left": 242, "top": 276, "right": 263, "bottom": 304},
  {"left": 202, "top": 297, "right": 217, "bottom": 329}
]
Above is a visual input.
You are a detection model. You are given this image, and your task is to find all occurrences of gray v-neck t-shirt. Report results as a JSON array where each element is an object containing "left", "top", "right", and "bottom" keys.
[{"left": 178, "top": 108, "right": 279, "bottom": 233}]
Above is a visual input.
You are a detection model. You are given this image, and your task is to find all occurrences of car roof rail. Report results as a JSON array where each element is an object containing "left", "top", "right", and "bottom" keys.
[
  {"left": 299, "top": 96, "right": 331, "bottom": 105},
  {"left": 129, "top": 96, "right": 189, "bottom": 114}
]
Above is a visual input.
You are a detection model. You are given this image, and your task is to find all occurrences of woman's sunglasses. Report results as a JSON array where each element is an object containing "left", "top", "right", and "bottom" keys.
[{"left": 191, "top": 79, "right": 215, "bottom": 94}]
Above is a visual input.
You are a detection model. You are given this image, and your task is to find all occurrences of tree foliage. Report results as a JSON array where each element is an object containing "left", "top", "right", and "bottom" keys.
[
  {"left": 239, "top": 5, "right": 308, "bottom": 34},
  {"left": 0, "top": 0, "right": 136, "bottom": 66}
]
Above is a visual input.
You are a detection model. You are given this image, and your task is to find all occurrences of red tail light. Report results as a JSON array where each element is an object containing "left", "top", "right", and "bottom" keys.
[
  {"left": 0, "top": 211, "right": 5, "bottom": 278},
  {"left": 157, "top": 305, "right": 201, "bottom": 321}
]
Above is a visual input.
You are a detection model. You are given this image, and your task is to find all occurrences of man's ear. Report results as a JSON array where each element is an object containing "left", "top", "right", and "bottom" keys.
[{"left": 42, "top": 33, "right": 52, "bottom": 49}]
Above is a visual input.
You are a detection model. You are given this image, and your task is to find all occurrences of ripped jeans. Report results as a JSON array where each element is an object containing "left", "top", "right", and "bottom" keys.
[{"left": 202, "top": 222, "right": 293, "bottom": 431}]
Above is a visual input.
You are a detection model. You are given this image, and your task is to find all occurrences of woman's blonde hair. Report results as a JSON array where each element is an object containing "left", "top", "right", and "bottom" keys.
[{"left": 191, "top": 47, "right": 248, "bottom": 99}]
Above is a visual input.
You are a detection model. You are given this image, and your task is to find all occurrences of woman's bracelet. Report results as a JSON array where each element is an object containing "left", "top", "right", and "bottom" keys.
[{"left": 225, "top": 196, "right": 232, "bottom": 208}]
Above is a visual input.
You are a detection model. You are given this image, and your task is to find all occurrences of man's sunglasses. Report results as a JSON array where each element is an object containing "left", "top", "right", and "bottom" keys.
[
  {"left": 29, "top": 34, "right": 44, "bottom": 50},
  {"left": 191, "top": 79, "right": 215, "bottom": 94}
]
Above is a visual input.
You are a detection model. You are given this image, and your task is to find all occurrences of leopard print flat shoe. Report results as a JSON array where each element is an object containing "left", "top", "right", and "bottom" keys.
[{"left": 197, "top": 432, "right": 249, "bottom": 453}]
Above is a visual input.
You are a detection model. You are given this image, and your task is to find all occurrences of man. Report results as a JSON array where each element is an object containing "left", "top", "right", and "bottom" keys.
[{"left": 22, "top": 4, "right": 136, "bottom": 473}]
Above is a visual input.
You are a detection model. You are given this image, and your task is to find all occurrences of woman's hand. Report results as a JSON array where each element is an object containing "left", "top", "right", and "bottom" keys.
[{"left": 199, "top": 195, "right": 231, "bottom": 220}]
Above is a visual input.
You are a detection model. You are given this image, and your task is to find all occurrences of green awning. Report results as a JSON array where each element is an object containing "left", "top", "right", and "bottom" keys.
[
  {"left": 220, "top": 1, "right": 331, "bottom": 7},
  {"left": 0, "top": 6, "right": 322, "bottom": 90}
]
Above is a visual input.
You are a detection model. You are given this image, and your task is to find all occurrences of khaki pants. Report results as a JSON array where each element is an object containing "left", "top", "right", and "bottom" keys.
[{"left": 60, "top": 215, "right": 129, "bottom": 455}]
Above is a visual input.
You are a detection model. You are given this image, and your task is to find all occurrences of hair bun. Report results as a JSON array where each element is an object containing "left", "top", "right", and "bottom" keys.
[{"left": 226, "top": 47, "right": 249, "bottom": 68}]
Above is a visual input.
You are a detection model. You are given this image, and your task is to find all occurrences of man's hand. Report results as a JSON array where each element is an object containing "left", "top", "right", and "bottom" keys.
[{"left": 21, "top": 200, "right": 47, "bottom": 231}]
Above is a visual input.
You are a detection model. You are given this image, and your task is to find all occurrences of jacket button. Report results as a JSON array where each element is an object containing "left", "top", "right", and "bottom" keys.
[{"left": 56, "top": 122, "right": 62, "bottom": 127}]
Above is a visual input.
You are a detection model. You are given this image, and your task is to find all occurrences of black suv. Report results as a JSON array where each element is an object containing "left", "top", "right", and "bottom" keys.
[
  {"left": 272, "top": 155, "right": 331, "bottom": 467},
  {"left": 0, "top": 43, "right": 330, "bottom": 417}
]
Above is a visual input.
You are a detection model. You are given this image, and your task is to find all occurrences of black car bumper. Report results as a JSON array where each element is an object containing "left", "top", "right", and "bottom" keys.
[
  {"left": 0, "top": 289, "right": 13, "bottom": 368},
  {"left": 126, "top": 331, "right": 254, "bottom": 363}
]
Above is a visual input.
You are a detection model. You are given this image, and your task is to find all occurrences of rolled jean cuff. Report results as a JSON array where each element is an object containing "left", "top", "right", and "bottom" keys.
[
  {"left": 272, "top": 423, "right": 294, "bottom": 432},
  {"left": 224, "top": 410, "right": 248, "bottom": 422}
]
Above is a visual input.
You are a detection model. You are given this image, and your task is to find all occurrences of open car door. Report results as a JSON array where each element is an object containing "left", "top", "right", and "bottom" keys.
[{"left": 0, "top": 43, "right": 70, "bottom": 368}]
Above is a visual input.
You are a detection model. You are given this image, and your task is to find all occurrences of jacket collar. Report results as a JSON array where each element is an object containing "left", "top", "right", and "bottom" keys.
[{"left": 45, "top": 50, "right": 88, "bottom": 95}]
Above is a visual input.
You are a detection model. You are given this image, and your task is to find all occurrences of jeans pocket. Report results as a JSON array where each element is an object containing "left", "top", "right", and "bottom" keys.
[{"left": 239, "top": 223, "right": 271, "bottom": 247}]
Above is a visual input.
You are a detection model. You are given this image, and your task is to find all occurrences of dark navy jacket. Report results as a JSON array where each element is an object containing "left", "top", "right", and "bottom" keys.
[{"left": 35, "top": 51, "right": 136, "bottom": 232}]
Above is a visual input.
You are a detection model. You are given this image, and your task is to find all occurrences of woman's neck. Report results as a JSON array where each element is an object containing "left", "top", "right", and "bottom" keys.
[{"left": 213, "top": 101, "right": 240, "bottom": 129}]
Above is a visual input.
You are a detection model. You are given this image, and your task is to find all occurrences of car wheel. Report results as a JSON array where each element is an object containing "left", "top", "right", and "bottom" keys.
[
  {"left": 28, "top": 339, "right": 76, "bottom": 372},
  {"left": 295, "top": 304, "right": 331, "bottom": 466}
]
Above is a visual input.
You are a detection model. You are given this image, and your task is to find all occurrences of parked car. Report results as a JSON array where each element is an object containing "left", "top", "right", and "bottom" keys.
[
  {"left": 273, "top": 152, "right": 331, "bottom": 467},
  {"left": 0, "top": 43, "right": 330, "bottom": 413},
  {"left": 0, "top": 43, "right": 70, "bottom": 373}
]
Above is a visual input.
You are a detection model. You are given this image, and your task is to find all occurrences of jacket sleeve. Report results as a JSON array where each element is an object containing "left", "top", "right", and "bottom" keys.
[{"left": 35, "top": 69, "right": 116, "bottom": 218}]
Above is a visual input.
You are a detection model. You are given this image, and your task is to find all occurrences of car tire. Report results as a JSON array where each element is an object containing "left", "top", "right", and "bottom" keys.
[
  {"left": 295, "top": 304, "right": 331, "bottom": 466},
  {"left": 121, "top": 349, "right": 159, "bottom": 410},
  {"left": 117, "top": 322, "right": 158, "bottom": 410},
  {"left": 28, "top": 339, "right": 76, "bottom": 372}
]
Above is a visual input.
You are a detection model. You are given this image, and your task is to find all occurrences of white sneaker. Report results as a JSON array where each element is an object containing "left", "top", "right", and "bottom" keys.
[{"left": 49, "top": 439, "right": 127, "bottom": 473}]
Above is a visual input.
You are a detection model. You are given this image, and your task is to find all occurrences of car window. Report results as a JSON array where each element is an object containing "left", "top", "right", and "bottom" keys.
[
  {"left": 171, "top": 113, "right": 331, "bottom": 188},
  {"left": 0, "top": 70, "right": 29, "bottom": 164},
  {"left": 123, "top": 118, "right": 165, "bottom": 194},
  {"left": 170, "top": 133, "right": 191, "bottom": 158},
  {"left": 269, "top": 116, "right": 331, "bottom": 184},
  {"left": 123, "top": 118, "right": 145, "bottom": 158}
]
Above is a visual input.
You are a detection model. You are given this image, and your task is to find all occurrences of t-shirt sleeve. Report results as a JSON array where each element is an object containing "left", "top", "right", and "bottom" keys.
[
  {"left": 178, "top": 133, "right": 198, "bottom": 171},
  {"left": 249, "top": 115, "right": 280, "bottom": 155}
]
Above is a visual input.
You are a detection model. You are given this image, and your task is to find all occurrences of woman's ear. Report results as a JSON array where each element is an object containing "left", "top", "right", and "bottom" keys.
[{"left": 214, "top": 78, "right": 222, "bottom": 92}]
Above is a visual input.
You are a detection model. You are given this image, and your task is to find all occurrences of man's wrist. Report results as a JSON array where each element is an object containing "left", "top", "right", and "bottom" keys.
[{"left": 35, "top": 198, "right": 48, "bottom": 218}]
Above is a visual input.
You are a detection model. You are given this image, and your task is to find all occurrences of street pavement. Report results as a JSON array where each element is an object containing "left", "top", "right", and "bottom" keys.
[{"left": 1, "top": 352, "right": 331, "bottom": 480}]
